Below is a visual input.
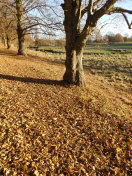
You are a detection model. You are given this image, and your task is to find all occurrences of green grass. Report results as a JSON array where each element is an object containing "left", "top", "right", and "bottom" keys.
[
  {"left": 31, "top": 43, "right": 132, "bottom": 86},
  {"left": 38, "top": 46, "right": 65, "bottom": 53},
  {"left": 36, "top": 43, "right": 132, "bottom": 55},
  {"left": 83, "top": 44, "right": 132, "bottom": 84},
  {"left": 36, "top": 43, "right": 132, "bottom": 84},
  {"left": 84, "top": 43, "right": 132, "bottom": 55},
  {"left": 83, "top": 53, "right": 132, "bottom": 84}
]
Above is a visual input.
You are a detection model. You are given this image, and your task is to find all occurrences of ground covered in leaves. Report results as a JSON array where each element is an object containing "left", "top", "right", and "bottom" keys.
[{"left": 0, "top": 46, "right": 131, "bottom": 175}]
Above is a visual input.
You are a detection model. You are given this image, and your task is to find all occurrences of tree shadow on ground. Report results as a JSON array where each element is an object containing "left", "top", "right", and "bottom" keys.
[
  {"left": 0, "top": 49, "right": 17, "bottom": 57},
  {"left": 0, "top": 52, "right": 17, "bottom": 57},
  {"left": 0, "top": 74, "right": 68, "bottom": 87}
]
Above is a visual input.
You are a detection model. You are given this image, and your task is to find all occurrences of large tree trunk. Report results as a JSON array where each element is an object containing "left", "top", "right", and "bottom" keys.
[
  {"left": 63, "top": 46, "right": 86, "bottom": 86},
  {"left": 62, "top": 1, "right": 90, "bottom": 86}
]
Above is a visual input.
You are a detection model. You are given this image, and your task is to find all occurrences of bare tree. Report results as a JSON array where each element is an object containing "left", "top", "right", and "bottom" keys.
[
  {"left": 91, "top": 29, "right": 103, "bottom": 42},
  {"left": 14, "top": 0, "right": 49, "bottom": 55},
  {"left": 15, "top": 0, "right": 63, "bottom": 55},
  {"left": 0, "top": 3, "right": 16, "bottom": 48},
  {"left": 61, "top": 0, "right": 132, "bottom": 86},
  {"left": 0, "top": 0, "right": 61, "bottom": 55}
]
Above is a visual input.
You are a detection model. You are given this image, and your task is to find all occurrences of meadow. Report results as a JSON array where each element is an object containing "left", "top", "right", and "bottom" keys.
[
  {"left": 33, "top": 43, "right": 132, "bottom": 85},
  {"left": 36, "top": 43, "right": 132, "bottom": 54},
  {"left": 28, "top": 42, "right": 132, "bottom": 117}
]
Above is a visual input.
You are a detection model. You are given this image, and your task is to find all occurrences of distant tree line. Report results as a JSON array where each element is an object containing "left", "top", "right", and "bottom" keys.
[
  {"left": 104, "top": 33, "right": 132, "bottom": 43},
  {"left": 87, "top": 30, "right": 132, "bottom": 44},
  {"left": 35, "top": 38, "right": 65, "bottom": 47},
  {"left": 34, "top": 32, "right": 132, "bottom": 48}
]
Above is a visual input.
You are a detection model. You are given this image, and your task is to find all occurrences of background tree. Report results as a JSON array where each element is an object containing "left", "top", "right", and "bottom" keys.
[
  {"left": 105, "top": 32, "right": 124, "bottom": 43},
  {"left": 123, "top": 33, "right": 129, "bottom": 42},
  {"left": 86, "top": 29, "right": 103, "bottom": 43},
  {"left": 14, "top": 0, "right": 49, "bottom": 55},
  {"left": 0, "top": 0, "right": 61, "bottom": 55},
  {"left": 114, "top": 33, "right": 124, "bottom": 42},
  {"left": 0, "top": 3, "right": 16, "bottom": 48},
  {"left": 92, "top": 29, "right": 103, "bottom": 43},
  {"left": 61, "top": 0, "right": 132, "bottom": 86}
]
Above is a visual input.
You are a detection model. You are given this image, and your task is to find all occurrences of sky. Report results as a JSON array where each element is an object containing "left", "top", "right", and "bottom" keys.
[
  {"left": 99, "top": 0, "right": 132, "bottom": 37},
  {"left": 44, "top": 0, "right": 132, "bottom": 38}
]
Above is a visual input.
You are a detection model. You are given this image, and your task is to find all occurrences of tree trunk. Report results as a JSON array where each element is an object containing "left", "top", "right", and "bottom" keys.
[
  {"left": 2, "top": 35, "right": 6, "bottom": 46},
  {"left": 63, "top": 46, "right": 86, "bottom": 86},
  {"left": 6, "top": 35, "right": 11, "bottom": 49},
  {"left": 16, "top": 0, "right": 26, "bottom": 55},
  {"left": 62, "top": 1, "right": 89, "bottom": 86},
  {"left": 17, "top": 29, "right": 25, "bottom": 55}
]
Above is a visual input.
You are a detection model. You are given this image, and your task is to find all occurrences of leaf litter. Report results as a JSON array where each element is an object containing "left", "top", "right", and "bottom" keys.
[{"left": 0, "top": 47, "right": 131, "bottom": 175}]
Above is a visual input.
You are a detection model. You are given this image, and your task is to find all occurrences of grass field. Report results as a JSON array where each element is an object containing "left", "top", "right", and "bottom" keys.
[
  {"left": 36, "top": 42, "right": 132, "bottom": 54},
  {"left": 84, "top": 43, "right": 132, "bottom": 85},
  {"left": 28, "top": 43, "right": 132, "bottom": 117},
  {"left": 84, "top": 43, "right": 132, "bottom": 55},
  {"left": 34, "top": 43, "right": 132, "bottom": 85}
]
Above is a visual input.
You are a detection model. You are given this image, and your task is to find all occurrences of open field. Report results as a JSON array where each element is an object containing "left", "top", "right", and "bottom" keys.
[
  {"left": 28, "top": 45, "right": 132, "bottom": 117},
  {"left": 83, "top": 52, "right": 132, "bottom": 85},
  {"left": 0, "top": 45, "right": 131, "bottom": 175},
  {"left": 35, "top": 43, "right": 132, "bottom": 54},
  {"left": 32, "top": 43, "right": 132, "bottom": 89}
]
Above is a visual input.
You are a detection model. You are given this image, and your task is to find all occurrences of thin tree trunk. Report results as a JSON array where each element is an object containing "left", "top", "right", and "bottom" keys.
[
  {"left": 2, "top": 35, "right": 6, "bottom": 46},
  {"left": 63, "top": 46, "right": 86, "bottom": 86},
  {"left": 16, "top": 0, "right": 26, "bottom": 55},
  {"left": 17, "top": 29, "right": 25, "bottom": 55},
  {"left": 6, "top": 35, "right": 11, "bottom": 49}
]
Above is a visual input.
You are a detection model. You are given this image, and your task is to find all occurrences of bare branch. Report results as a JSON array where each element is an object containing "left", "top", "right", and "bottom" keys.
[
  {"left": 93, "top": 0, "right": 103, "bottom": 7},
  {"left": 81, "top": 6, "right": 88, "bottom": 18},
  {"left": 107, "top": 7, "right": 132, "bottom": 29},
  {"left": 108, "top": 7, "right": 132, "bottom": 15},
  {"left": 93, "top": 0, "right": 118, "bottom": 22},
  {"left": 122, "top": 13, "right": 132, "bottom": 29},
  {"left": 81, "top": 0, "right": 94, "bottom": 18},
  {"left": 88, "top": 0, "right": 94, "bottom": 16}
]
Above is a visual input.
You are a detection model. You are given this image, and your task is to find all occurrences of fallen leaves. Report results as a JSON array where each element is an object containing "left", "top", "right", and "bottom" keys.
[{"left": 0, "top": 47, "right": 131, "bottom": 175}]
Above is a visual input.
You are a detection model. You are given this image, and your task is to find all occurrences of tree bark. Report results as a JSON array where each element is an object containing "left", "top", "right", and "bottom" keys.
[
  {"left": 63, "top": 45, "right": 86, "bottom": 86},
  {"left": 17, "top": 28, "right": 25, "bottom": 55},
  {"left": 6, "top": 35, "right": 11, "bottom": 49},
  {"left": 16, "top": 0, "right": 26, "bottom": 55},
  {"left": 62, "top": 0, "right": 87, "bottom": 86},
  {"left": 2, "top": 35, "right": 6, "bottom": 46}
]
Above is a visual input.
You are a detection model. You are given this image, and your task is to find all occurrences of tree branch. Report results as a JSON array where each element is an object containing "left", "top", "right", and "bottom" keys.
[
  {"left": 122, "top": 13, "right": 132, "bottom": 29},
  {"left": 81, "top": 0, "right": 94, "bottom": 18},
  {"left": 107, "top": 7, "right": 132, "bottom": 29},
  {"left": 81, "top": 6, "right": 88, "bottom": 18},
  {"left": 88, "top": 0, "right": 94, "bottom": 15},
  {"left": 108, "top": 7, "right": 132, "bottom": 14},
  {"left": 93, "top": 0, "right": 103, "bottom": 7},
  {"left": 93, "top": 0, "right": 118, "bottom": 22}
]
